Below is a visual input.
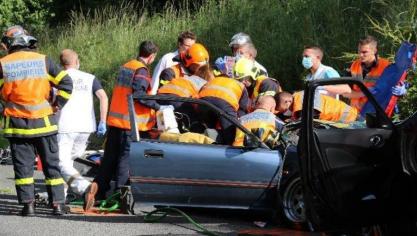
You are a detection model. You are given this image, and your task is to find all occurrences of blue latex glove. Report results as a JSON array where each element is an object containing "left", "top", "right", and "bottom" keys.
[
  {"left": 392, "top": 82, "right": 407, "bottom": 96},
  {"left": 214, "top": 57, "right": 226, "bottom": 74},
  {"left": 96, "top": 121, "right": 107, "bottom": 136}
]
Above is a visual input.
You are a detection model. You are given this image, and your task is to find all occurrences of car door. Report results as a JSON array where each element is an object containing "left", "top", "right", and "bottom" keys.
[
  {"left": 298, "top": 78, "right": 417, "bottom": 231},
  {"left": 127, "top": 95, "right": 282, "bottom": 209}
]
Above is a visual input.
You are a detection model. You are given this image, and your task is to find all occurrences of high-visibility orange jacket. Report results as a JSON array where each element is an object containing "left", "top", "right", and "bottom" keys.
[
  {"left": 199, "top": 76, "right": 245, "bottom": 111},
  {"left": 233, "top": 109, "right": 277, "bottom": 147},
  {"left": 350, "top": 58, "right": 390, "bottom": 110},
  {"left": 293, "top": 91, "right": 358, "bottom": 123},
  {"left": 107, "top": 60, "right": 155, "bottom": 131},
  {"left": 0, "top": 50, "right": 73, "bottom": 138},
  {"left": 158, "top": 75, "right": 207, "bottom": 98},
  {"left": 159, "top": 64, "right": 188, "bottom": 86}
]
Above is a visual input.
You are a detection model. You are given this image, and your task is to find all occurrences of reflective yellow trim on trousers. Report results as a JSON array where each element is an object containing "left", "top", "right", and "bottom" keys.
[
  {"left": 16, "top": 177, "right": 34, "bottom": 185},
  {"left": 57, "top": 90, "right": 71, "bottom": 99},
  {"left": 49, "top": 71, "right": 68, "bottom": 85},
  {"left": 44, "top": 116, "right": 51, "bottom": 127},
  {"left": 4, "top": 125, "right": 58, "bottom": 135},
  {"left": 0, "top": 79, "right": 4, "bottom": 88},
  {"left": 5, "top": 116, "right": 10, "bottom": 130},
  {"left": 45, "top": 178, "right": 65, "bottom": 186}
]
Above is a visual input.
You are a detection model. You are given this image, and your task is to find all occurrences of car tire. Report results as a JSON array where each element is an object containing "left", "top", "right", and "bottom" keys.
[{"left": 276, "top": 175, "right": 307, "bottom": 229}]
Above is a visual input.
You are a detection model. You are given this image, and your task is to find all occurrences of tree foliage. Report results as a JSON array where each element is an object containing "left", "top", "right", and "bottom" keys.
[{"left": 0, "top": 0, "right": 53, "bottom": 33}]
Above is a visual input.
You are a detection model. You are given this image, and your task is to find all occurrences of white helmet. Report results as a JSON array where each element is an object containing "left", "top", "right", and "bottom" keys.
[
  {"left": 229, "top": 32, "right": 252, "bottom": 47},
  {"left": 1, "top": 25, "right": 37, "bottom": 49}
]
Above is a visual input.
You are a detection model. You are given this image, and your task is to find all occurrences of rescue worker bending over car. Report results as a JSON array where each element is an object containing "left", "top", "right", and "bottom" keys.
[
  {"left": 85, "top": 41, "right": 159, "bottom": 212},
  {"left": 158, "top": 43, "right": 211, "bottom": 100},
  {"left": 0, "top": 25, "right": 73, "bottom": 216},
  {"left": 158, "top": 43, "right": 213, "bottom": 131},
  {"left": 233, "top": 96, "right": 283, "bottom": 148},
  {"left": 198, "top": 58, "right": 251, "bottom": 145},
  {"left": 233, "top": 57, "right": 281, "bottom": 106}
]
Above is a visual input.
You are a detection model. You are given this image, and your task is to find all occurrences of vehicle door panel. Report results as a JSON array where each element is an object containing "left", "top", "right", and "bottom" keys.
[
  {"left": 299, "top": 78, "right": 401, "bottom": 230},
  {"left": 129, "top": 139, "right": 281, "bottom": 209},
  {"left": 314, "top": 128, "right": 392, "bottom": 169}
]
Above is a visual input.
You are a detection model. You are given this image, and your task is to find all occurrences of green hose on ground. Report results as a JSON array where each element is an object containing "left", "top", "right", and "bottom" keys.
[{"left": 143, "top": 207, "right": 221, "bottom": 236}]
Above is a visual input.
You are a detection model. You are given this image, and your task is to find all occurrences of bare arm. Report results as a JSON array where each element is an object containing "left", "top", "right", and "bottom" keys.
[
  {"left": 95, "top": 89, "right": 108, "bottom": 123},
  {"left": 342, "top": 90, "right": 364, "bottom": 99},
  {"left": 324, "top": 84, "right": 351, "bottom": 94}
]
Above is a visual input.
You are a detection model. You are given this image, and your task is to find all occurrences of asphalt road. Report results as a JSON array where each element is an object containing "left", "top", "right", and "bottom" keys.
[{"left": 0, "top": 164, "right": 300, "bottom": 236}]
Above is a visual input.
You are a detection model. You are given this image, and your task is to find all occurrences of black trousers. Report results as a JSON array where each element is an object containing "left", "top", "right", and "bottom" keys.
[
  {"left": 94, "top": 126, "right": 131, "bottom": 197},
  {"left": 8, "top": 135, "right": 65, "bottom": 204},
  {"left": 200, "top": 97, "right": 237, "bottom": 145}
]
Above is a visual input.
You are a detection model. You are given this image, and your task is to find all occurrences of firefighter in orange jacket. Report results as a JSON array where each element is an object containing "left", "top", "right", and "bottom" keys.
[
  {"left": 158, "top": 44, "right": 212, "bottom": 131},
  {"left": 198, "top": 60, "right": 251, "bottom": 145},
  {"left": 158, "top": 43, "right": 211, "bottom": 100},
  {"left": 85, "top": 41, "right": 159, "bottom": 212},
  {"left": 0, "top": 25, "right": 73, "bottom": 216},
  {"left": 346, "top": 36, "right": 390, "bottom": 110}
]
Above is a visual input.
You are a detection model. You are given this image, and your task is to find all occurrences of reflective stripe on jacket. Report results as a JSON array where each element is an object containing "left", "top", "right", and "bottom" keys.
[
  {"left": 293, "top": 91, "right": 358, "bottom": 123},
  {"left": 107, "top": 60, "right": 155, "bottom": 131},
  {"left": 199, "top": 76, "right": 244, "bottom": 111},
  {"left": 1, "top": 51, "right": 52, "bottom": 118},
  {"left": 252, "top": 75, "right": 279, "bottom": 99},
  {"left": 350, "top": 58, "right": 390, "bottom": 110},
  {"left": 233, "top": 109, "right": 277, "bottom": 146},
  {"left": 0, "top": 51, "right": 72, "bottom": 138},
  {"left": 158, "top": 75, "right": 207, "bottom": 98}
]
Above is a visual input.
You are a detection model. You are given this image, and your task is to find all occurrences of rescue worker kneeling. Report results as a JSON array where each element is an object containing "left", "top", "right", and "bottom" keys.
[
  {"left": 233, "top": 96, "right": 283, "bottom": 149},
  {"left": 0, "top": 25, "right": 73, "bottom": 216},
  {"left": 292, "top": 91, "right": 358, "bottom": 123}
]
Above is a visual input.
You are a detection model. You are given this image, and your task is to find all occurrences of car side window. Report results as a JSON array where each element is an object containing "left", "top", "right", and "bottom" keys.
[
  {"left": 146, "top": 99, "right": 230, "bottom": 145},
  {"left": 310, "top": 84, "right": 388, "bottom": 129}
]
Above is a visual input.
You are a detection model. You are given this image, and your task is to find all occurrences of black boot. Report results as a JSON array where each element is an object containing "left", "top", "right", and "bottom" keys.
[
  {"left": 21, "top": 202, "right": 35, "bottom": 216},
  {"left": 52, "top": 203, "right": 68, "bottom": 216}
]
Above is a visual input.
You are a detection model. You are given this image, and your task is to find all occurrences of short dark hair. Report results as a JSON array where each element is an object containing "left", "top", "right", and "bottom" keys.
[
  {"left": 178, "top": 31, "right": 196, "bottom": 44},
  {"left": 358, "top": 35, "right": 378, "bottom": 49},
  {"left": 138, "top": 41, "right": 159, "bottom": 58},
  {"left": 303, "top": 45, "right": 323, "bottom": 60}
]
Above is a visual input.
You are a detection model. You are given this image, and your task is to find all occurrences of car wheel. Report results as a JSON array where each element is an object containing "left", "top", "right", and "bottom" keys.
[{"left": 278, "top": 176, "right": 306, "bottom": 228}]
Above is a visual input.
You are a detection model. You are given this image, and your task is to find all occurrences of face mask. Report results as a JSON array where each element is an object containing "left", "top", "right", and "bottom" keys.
[{"left": 302, "top": 56, "right": 313, "bottom": 69}]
